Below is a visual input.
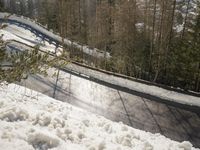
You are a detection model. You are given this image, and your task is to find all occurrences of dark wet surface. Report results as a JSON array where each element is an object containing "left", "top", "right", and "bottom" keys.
[{"left": 20, "top": 69, "right": 200, "bottom": 148}]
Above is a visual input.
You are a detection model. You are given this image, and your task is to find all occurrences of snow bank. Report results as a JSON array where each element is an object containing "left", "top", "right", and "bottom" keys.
[{"left": 0, "top": 83, "right": 199, "bottom": 150}]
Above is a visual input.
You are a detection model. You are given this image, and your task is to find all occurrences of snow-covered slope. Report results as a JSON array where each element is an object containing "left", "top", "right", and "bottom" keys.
[{"left": 0, "top": 83, "right": 199, "bottom": 150}]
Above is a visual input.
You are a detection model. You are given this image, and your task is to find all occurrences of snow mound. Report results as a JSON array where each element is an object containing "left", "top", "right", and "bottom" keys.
[
  {"left": 0, "top": 106, "right": 29, "bottom": 122},
  {"left": 27, "top": 128, "right": 60, "bottom": 150},
  {"left": 0, "top": 83, "right": 199, "bottom": 150}
]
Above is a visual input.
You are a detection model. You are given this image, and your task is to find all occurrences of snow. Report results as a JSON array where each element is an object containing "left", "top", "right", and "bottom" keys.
[
  {"left": 64, "top": 64, "right": 200, "bottom": 107},
  {"left": 0, "top": 83, "right": 199, "bottom": 150},
  {"left": 1, "top": 22, "right": 200, "bottom": 108},
  {"left": 0, "top": 24, "right": 62, "bottom": 55},
  {"left": 174, "top": 24, "right": 184, "bottom": 33},
  {"left": 0, "top": 11, "right": 200, "bottom": 150}
]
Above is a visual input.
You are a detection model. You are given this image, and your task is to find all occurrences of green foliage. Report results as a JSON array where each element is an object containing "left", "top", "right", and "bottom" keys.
[
  {"left": 167, "top": 6, "right": 200, "bottom": 90},
  {"left": 0, "top": 40, "right": 68, "bottom": 83},
  {"left": 0, "top": 1, "right": 4, "bottom": 11}
]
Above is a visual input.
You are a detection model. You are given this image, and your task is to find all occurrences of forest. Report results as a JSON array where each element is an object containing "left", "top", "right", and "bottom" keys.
[{"left": 1, "top": 0, "right": 199, "bottom": 92}]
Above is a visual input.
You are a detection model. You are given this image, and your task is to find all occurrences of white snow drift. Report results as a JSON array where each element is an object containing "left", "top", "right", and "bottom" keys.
[{"left": 0, "top": 83, "right": 199, "bottom": 150}]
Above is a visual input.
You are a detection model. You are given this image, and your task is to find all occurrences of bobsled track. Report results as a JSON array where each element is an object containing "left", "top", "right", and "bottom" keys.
[
  {"left": 1, "top": 13, "right": 200, "bottom": 147},
  {"left": 0, "top": 12, "right": 111, "bottom": 59}
]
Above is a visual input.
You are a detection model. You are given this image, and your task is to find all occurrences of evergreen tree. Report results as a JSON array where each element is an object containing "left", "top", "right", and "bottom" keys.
[
  {"left": 0, "top": 21, "right": 67, "bottom": 84},
  {"left": 0, "top": 40, "right": 68, "bottom": 83},
  {"left": 168, "top": 3, "right": 200, "bottom": 91}
]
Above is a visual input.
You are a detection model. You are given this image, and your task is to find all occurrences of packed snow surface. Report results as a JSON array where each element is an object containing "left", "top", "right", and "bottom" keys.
[{"left": 0, "top": 83, "right": 199, "bottom": 150}]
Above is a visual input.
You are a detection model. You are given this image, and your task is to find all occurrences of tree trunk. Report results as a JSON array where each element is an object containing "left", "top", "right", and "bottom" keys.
[
  {"left": 181, "top": 0, "right": 191, "bottom": 39},
  {"left": 149, "top": 0, "right": 157, "bottom": 79}
]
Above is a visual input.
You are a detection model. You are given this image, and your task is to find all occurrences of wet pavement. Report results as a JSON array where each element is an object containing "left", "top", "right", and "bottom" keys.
[{"left": 20, "top": 69, "right": 200, "bottom": 148}]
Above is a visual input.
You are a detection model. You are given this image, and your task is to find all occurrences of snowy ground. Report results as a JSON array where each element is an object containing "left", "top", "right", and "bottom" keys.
[
  {"left": 20, "top": 67, "right": 200, "bottom": 147},
  {"left": 0, "top": 83, "right": 199, "bottom": 150}
]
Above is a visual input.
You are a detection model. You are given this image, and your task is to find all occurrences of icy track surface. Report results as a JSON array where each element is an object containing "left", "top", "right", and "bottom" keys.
[
  {"left": 0, "top": 24, "right": 63, "bottom": 55},
  {"left": 65, "top": 64, "right": 200, "bottom": 107},
  {"left": 0, "top": 83, "right": 199, "bottom": 150}
]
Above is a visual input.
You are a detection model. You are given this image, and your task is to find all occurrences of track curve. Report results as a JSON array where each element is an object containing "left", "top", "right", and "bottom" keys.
[{"left": 0, "top": 12, "right": 111, "bottom": 59}]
